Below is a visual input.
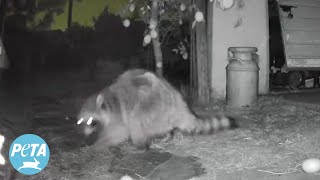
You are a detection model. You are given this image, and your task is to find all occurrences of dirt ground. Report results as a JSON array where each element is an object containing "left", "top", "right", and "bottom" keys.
[{"left": 1, "top": 61, "right": 320, "bottom": 180}]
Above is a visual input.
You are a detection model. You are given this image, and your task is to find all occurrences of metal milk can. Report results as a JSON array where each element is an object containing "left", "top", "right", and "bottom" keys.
[{"left": 226, "top": 47, "right": 259, "bottom": 107}]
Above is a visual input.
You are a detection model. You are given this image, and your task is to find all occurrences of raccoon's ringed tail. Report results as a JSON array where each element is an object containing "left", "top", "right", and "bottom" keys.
[
  {"left": 191, "top": 116, "right": 238, "bottom": 135},
  {"left": 220, "top": 116, "right": 231, "bottom": 128}
]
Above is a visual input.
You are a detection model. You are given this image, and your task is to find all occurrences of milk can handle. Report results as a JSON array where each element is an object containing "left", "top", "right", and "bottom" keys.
[{"left": 228, "top": 58, "right": 245, "bottom": 65}]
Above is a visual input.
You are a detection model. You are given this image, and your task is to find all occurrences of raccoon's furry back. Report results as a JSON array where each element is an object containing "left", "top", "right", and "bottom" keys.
[{"left": 78, "top": 69, "right": 238, "bottom": 149}]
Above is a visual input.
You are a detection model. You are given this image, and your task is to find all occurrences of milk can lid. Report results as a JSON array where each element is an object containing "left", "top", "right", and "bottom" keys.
[
  {"left": 228, "top": 47, "right": 258, "bottom": 53},
  {"left": 226, "top": 58, "right": 260, "bottom": 71}
]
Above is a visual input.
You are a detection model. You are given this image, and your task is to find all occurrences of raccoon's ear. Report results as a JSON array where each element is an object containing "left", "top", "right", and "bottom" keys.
[
  {"left": 132, "top": 72, "right": 157, "bottom": 88},
  {"left": 141, "top": 72, "right": 157, "bottom": 84},
  {"left": 96, "top": 94, "right": 105, "bottom": 109}
]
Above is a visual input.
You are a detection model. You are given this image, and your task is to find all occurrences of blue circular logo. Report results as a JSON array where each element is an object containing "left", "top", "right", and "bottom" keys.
[{"left": 9, "top": 134, "right": 50, "bottom": 175}]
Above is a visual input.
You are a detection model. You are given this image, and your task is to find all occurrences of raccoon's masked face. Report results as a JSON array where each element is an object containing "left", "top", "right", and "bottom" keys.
[
  {"left": 76, "top": 115, "right": 102, "bottom": 146},
  {"left": 77, "top": 93, "right": 113, "bottom": 136},
  {"left": 77, "top": 115, "right": 102, "bottom": 136},
  {"left": 77, "top": 103, "right": 103, "bottom": 137}
]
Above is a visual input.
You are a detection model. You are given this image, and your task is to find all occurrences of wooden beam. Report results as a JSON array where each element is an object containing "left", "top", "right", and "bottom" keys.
[
  {"left": 151, "top": 0, "right": 163, "bottom": 76},
  {"left": 284, "top": 30, "right": 320, "bottom": 44},
  {"left": 282, "top": 18, "right": 320, "bottom": 31},
  {"left": 279, "top": 6, "right": 320, "bottom": 19},
  {"left": 68, "top": 0, "right": 73, "bottom": 28},
  {"left": 0, "top": 0, "right": 7, "bottom": 37},
  {"left": 207, "top": 0, "right": 213, "bottom": 101},
  {"left": 279, "top": 0, "right": 320, "bottom": 8},
  {"left": 286, "top": 44, "right": 320, "bottom": 57},
  {"left": 195, "top": 0, "right": 209, "bottom": 104},
  {"left": 190, "top": 0, "right": 197, "bottom": 99}
]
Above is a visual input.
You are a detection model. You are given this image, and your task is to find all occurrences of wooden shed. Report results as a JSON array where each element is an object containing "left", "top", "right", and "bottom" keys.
[{"left": 278, "top": 0, "right": 320, "bottom": 70}]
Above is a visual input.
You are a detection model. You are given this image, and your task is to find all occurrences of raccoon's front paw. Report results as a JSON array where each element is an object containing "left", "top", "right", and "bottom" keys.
[
  {"left": 160, "top": 129, "right": 183, "bottom": 143},
  {"left": 130, "top": 148, "right": 147, "bottom": 154},
  {"left": 124, "top": 145, "right": 147, "bottom": 154},
  {"left": 159, "top": 133, "right": 174, "bottom": 143},
  {"left": 90, "top": 143, "right": 108, "bottom": 153}
]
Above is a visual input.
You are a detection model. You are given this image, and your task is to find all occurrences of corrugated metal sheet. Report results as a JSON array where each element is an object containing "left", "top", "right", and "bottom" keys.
[{"left": 278, "top": 0, "right": 320, "bottom": 70}]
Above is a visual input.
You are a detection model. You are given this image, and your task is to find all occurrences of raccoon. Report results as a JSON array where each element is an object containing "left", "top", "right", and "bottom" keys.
[
  {"left": 77, "top": 94, "right": 129, "bottom": 146},
  {"left": 77, "top": 69, "right": 238, "bottom": 151}
]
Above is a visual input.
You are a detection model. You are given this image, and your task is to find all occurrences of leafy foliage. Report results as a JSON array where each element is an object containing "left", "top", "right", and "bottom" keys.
[
  {"left": 6, "top": 0, "right": 111, "bottom": 31},
  {"left": 4, "top": 0, "right": 199, "bottom": 60},
  {"left": 104, "top": 0, "right": 128, "bottom": 17},
  {"left": 105, "top": 0, "right": 148, "bottom": 20},
  {"left": 100, "top": 0, "right": 196, "bottom": 59},
  {"left": 5, "top": 0, "right": 69, "bottom": 30}
]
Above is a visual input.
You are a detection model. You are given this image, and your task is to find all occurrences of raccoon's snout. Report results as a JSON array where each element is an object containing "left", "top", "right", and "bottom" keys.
[
  {"left": 84, "top": 119, "right": 102, "bottom": 136},
  {"left": 84, "top": 126, "right": 95, "bottom": 136}
]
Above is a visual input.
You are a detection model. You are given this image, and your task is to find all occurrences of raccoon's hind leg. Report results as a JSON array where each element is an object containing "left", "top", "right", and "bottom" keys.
[
  {"left": 125, "top": 132, "right": 151, "bottom": 154},
  {"left": 158, "top": 128, "right": 180, "bottom": 143},
  {"left": 130, "top": 129, "right": 150, "bottom": 151},
  {"left": 128, "top": 137, "right": 151, "bottom": 152},
  {"left": 127, "top": 120, "right": 151, "bottom": 151}
]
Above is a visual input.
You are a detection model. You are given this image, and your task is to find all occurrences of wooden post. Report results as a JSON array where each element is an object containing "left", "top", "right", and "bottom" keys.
[
  {"left": 150, "top": 0, "right": 163, "bottom": 76},
  {"left": 195, "top": 0, "right": 210, "bottom": 104},
  {"left": 0, "top": 0, "right": 7, "bottom": 38},
  {"left": 207, "top": 0, "right": 213, "bottom": 100},
  {"left": 68, "top": 0, "right": 73, "bottom": 28},
  {"left": 190, "top": 17, "right": 197, "bottom": 99}
]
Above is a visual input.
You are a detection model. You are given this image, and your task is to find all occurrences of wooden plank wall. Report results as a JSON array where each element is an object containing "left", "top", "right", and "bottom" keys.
[{"left": 279, "top": 0, "right": 320, "bottom": 69}]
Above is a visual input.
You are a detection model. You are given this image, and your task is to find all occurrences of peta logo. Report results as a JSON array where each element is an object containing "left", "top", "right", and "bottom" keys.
[{"left": 9, "top": 134, "right": 50, "bottom": 175}]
